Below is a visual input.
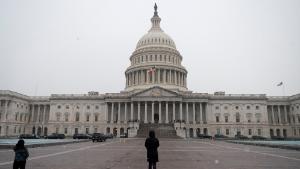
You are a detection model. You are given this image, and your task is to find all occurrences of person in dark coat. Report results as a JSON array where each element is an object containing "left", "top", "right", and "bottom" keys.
[
  {"left": 145, "top": 130, "right": 159, "bottom": 169},
  {"left": 13, "top": 139, "right": 29, "bottom": 169}
]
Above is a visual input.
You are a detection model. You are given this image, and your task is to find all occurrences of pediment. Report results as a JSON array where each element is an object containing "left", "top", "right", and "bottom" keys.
[{"left": 132, "top": 86, "right": 180, "bottom": 97}]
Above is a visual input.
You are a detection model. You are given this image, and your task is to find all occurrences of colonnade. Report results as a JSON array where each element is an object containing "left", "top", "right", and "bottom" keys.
[
  {"left": 30, "top": 104, "right": 50, "bottom": 124},
  {"left": 126, "top": 68, "right": 187, "bottom": 87},
  {"left": 106, "top": 101, "right": 207, "bottom": 124},
  {"left": 267, "top": 105, "right": 290, "bottom": 124}
]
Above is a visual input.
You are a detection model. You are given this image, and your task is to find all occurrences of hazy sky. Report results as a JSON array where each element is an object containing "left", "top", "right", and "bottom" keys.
[{"left": 0, "top": 0, "right": 299, "bottom": 96}]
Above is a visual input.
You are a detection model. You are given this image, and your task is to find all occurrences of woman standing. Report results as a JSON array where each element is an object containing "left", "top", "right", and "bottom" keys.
[
  {"left": 145, "top": 130, "right": 159, "bottom": 169},
  {"left": 13, "top": 139, "right": 29, "bottom": 169}
]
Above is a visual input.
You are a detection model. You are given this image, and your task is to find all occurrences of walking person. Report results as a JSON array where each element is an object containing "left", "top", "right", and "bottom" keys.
[
  {"left": 13, "top": 139, "right": 29, "bottom": 169},
  {"left": 145, "top": 130, "right": 159, "bottom": 169}
]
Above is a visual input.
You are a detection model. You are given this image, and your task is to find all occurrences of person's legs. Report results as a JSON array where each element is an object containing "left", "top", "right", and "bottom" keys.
[
  {"left": 148, "top": 162, "right": 152, "bottom": 169},
  {"left": 20, "top": 161, "right": 26, "bottom": 169},
  {"left": 13, "top": 161, "right": 19, "bottom": 169},
  {"left": 153, "top": 162, "right": 156, "bottom": 169}
]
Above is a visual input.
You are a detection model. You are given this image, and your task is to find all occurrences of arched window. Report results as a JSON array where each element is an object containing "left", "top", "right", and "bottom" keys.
[
  {"left": 75, "top": 112, "right": 80, "bottom": 122},
  {"left": 236, "top": 113, "right": 240, "bottom": 123}
]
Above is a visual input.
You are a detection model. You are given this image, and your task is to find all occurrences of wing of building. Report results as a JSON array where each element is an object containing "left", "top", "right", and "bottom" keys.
[{"left": 1, "top": 4, "right": 300, "bottom": 139}]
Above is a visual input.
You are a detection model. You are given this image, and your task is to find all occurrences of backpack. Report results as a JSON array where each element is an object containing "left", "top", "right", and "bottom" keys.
[{"left": 15, "top": 149, "right": 28, "bottom": 161}]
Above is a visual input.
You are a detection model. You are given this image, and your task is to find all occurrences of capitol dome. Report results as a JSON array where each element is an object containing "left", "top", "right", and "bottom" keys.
[
  {"left": 136, "top": 28, "right": 176, "bottom": 50},
  {"left": 125, "top": 4, "right": 188, "bottom": 92}
]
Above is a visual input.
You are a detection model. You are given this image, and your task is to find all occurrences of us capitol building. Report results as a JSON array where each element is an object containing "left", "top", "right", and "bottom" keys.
[{"left": 1, "top": 5, "right": 300, "bottom": 139}]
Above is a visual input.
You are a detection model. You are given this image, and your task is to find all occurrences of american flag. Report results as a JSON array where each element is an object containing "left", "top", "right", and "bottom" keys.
[
  {"left": 277, "top": 82, "right": 283, "bottom": 86},
  {"left": 147, "top": 67, "right": 156, "bottom": 74}
]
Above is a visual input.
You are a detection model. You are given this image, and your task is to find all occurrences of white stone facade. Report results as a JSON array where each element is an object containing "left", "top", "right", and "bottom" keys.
[{"left": 1, "top": 5, "right": 300, "bottom": 139}]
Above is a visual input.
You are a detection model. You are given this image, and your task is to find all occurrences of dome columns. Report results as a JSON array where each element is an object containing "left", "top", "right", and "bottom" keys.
[{"left": 125, "top": 68, "right": 187, "bottom": 90}]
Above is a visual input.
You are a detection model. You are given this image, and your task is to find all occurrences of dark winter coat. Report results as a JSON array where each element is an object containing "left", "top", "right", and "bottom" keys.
[{"left": 145, "top": 137, "right": 159, "bottom": 162}]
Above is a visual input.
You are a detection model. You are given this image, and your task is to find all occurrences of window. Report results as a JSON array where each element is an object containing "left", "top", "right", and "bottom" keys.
[
  {"left": 216, "top": 116, "right": 219, "bottom": 123},
  {"left": 56, "top": 127, "right": 59, "bottom": 134},
  {"left": 257, "top": 118, "right": 260, "bottom": 123},
  {"left": 258, "top": 129, "right": 261, "bottom": 136},
  {"left": 75, "top": 128, "right": 78, "bottom": 134},
  {"left": 235, "top": 106, "right": 239, "bottom": 110},
  {"left": 226, "top": 129, "right": 229, "bottom": 135},
  {"left": 56, "top": 113, "right": 61, "bottom": 121},
  {"left": 95, "top": 115, "right": 98, "bottom": 122},
  {"left": 236, "top": 113, "right": 240, "bottom": 123},
  {"left": 248, "top": 129, "right": 252, "bottom": 135},
  {"left": 15, "top": 113, "right": 18, "bottom": 121},
  {"left": 66, "top": 105, "right": 69, "bottom": 109},
  {"left": 298, "top": 116, "right": 300, "bottom": 123},
  {"left": 225, "top": 116, "right": 228, "bottom": 123},
  {"left": 224, "top": 106, "right": 228, "bottom": 110},
  {"left": 65, "top": 114, "right": 69, "bottom": 122},
  {"left": 247, "top": 106, "right": 250, "bottom": 110},
  {"left": 76, "top": 106, "right": 80, "bottom": 109},
  {"left": 14, "top": 126, "right": 17, "bottom": 133},
  {"left": 256, "top": 106, "right": 259, "bottom": 110},
  {"left": 95, "top": 106, "right": 99, "bottom": 109},
  {"left": 64, "top": 128, "right": 68, "bottom": 134},
  {"left": 248, "top": 119, "right": 251, "bottom": 123},
  {"left": 75, "top": 113, "right": 80, "bottom": 122},
  {"left": 215, "top": 106, "right": 219, "bottom": 110},
  {"left": 57, "top": 105, "right": 61, "bottom": 109},
  {"left": 86, "top": 128, "right": 89, "bottom": 134},
  {"left": 86, "top": 115, "right": 90, "bottom": 122},
  {"left": 94, "top": 128, "right": 98, "bottom": 133},
  {"left": 87, "top": 105, "right": 90, "bottom": 109},
  {"left": 294, "top": 129, "right": 297, "bottom": 136},
  {"left": 216, "top": 128, "right": 221, "bottom": 135}
]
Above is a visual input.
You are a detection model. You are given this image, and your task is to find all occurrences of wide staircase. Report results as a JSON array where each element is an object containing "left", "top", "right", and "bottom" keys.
[{"left": 136, "top": 123, "right": 179, "bottom": 138}]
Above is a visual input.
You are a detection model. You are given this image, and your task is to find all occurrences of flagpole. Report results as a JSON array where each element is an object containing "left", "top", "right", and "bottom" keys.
[{"left": 282, "top": 83, "right": 285, "bottom": 96}]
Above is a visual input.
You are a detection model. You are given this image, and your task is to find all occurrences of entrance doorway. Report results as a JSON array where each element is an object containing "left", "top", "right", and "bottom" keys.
[
  {"left": 283, "top": 129, "right": 287, "bottom": 138},
  {"left": 43, "top": 127, "right": 48, "bottom": 136},
  {"left": 154, "top": 113, "right": 159, "bottom": 123},
  {"left": 189, "top": 128, "right": 194, "bottom": 137},
  {"left": 113, "top": 128, "right": 118, "bottom": 136}
]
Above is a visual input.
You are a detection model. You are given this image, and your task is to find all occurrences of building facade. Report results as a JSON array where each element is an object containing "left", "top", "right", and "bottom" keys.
[{"left": 1, "top": 5, "right": 300, "bottom": 138}]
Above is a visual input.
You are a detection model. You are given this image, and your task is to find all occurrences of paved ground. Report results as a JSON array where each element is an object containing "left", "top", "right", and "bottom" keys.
[{"left": 0, "top": 138, "right": 300, "bottom": 169}]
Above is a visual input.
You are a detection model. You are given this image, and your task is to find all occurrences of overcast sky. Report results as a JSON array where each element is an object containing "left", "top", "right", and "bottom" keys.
[{"left": 0, "top": 0, "right": 299, "bottom": 96}]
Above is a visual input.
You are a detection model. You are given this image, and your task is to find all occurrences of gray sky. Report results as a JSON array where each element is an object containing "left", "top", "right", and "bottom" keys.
[{"left": 0, "top": 0, "right": 299, "bottom": 96}]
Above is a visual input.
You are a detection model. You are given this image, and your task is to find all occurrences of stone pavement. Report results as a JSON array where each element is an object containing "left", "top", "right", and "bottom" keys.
[{"left": 0, "top": 138, "right": 300, "bottom": 169}]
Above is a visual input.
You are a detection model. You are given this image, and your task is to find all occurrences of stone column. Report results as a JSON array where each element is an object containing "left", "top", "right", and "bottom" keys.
[
  {"left": 131, "top": 102, "right": 134, "bottom": 121},
  {"left": 165, "top": 102, "right": 169, "bottom": 123},
  {"left": 271, "top": 105, "right": 275, "bottom": 124},
  {"left": 200, "top": 103, "right": 203, "bottom": 123},
  {"left": 174, "top": 71, "right": 177, "bottom": 85},
  {"left": 152, "top": 69, "right": 155, "bottom": 83},
  {"left": 180, "top": 102, "right": 182, "bottom": 121},
  {"left": 186, "top": 102, "right": 189, "bottom": 123},
  {"left": 104, "top": 103, "right": 108, "bottom": 122},
  {"left": 141, "top": 70, "right": 144, "bottom": 84},
  {"left": 278, "top": 105, "right": 282, "bottom": 124},
  {"left": 144, "top": 102, "right": 148, "bottom": 123},
  {"left": 284, "top": 105, "right": 288, "bottom": 124},
  {"left": 4, "top": 100, "right": 8, "bottom": 122},
  {"left": 151, "top": 102, "right": 154, "bottom": 123},
  {"left": 173, "top": 102, "right": 175, "bottom": 122},
  {"left": 118, "top": 102, "right": 121, "bottom": 123},
  {"left": 163, "top": 69, "right": 166, "bottom": 84},
  {"left": 31, "top": 104, "right": 34, "bottom": 123},
  {"left": 124, "top": 102, "right": 127, "bottom": 123},
  {"left": 159, "top": 102, "right": 162, "bottom": 123},
  {"left": 37, "top": 105, "right": 40, "bottom": 123},
  {"left": 146, "top": 70, "right": 149, "bottom": 84},
  {"left": 111, "top": 103, "right": 114, "bottom": 123},
  {"left": 169, "top": 70, "right": 172, "bottom": 84},
  {"left": 138, "top": 102, "right": 141, "bottom": 122},
  {"left": 193, "top": 102, "right": 196, "bottom": 124},
  {"left": 43, "top": 105, "right": 47, "bottom": 124},
  {"left": 158, "top": 69, "right": 161, "bottom": 83}
]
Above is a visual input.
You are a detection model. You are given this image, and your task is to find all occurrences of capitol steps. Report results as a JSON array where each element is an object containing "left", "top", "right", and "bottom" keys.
[{"left": 136, "top": 123, "right": 180, "bottom": 138}]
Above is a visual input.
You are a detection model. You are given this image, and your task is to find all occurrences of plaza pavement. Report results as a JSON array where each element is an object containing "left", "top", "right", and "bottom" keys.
[{"left": 0, "top": 138, "right": 300, "bottom": 169}]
